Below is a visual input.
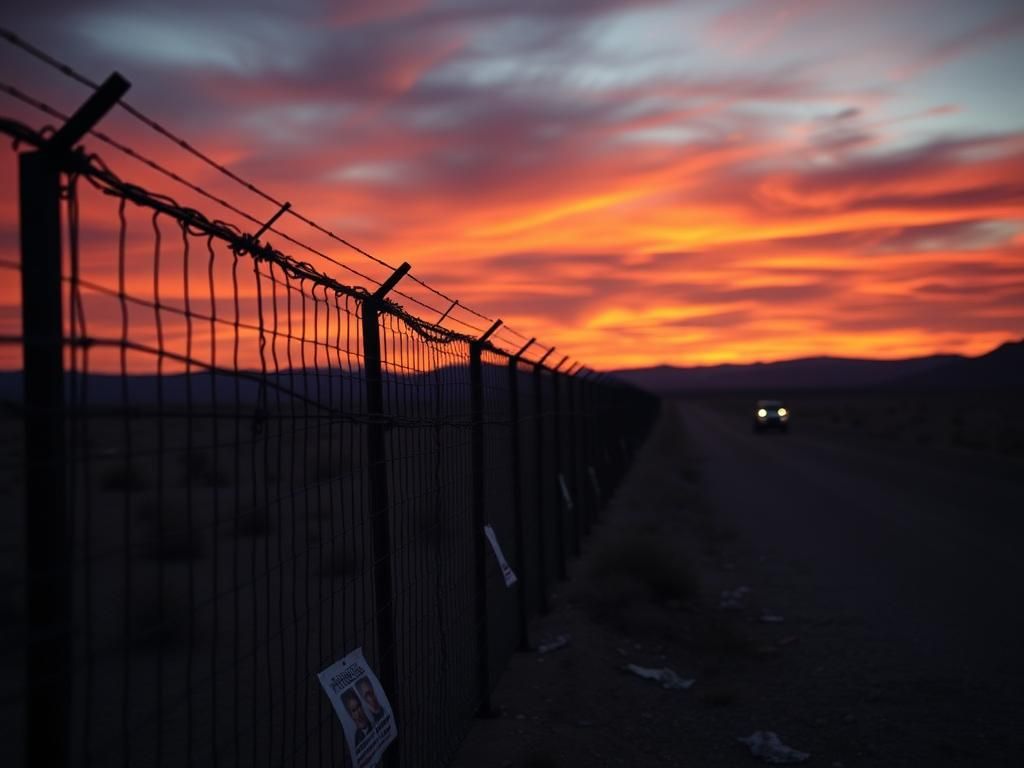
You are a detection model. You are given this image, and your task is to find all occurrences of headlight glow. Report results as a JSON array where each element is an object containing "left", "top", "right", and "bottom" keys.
[
  {"left": 757, "top": 408, "right": 767, "bottom": 418},
  {"left": 778, "top": 408, "right": 788, "bottom": 417}
]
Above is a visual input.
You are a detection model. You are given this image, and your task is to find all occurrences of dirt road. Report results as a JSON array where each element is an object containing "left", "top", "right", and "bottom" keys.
[
  {"left": 682, "top": 400, "right": 1024, "bottom": 693},
  {"left": 452, "top": 400, "right": 1024, "bottom": 767}
]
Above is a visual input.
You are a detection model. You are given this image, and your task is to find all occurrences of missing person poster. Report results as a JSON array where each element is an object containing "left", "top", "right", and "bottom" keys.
[
  {"left": 483, "top": 524, "right": 518, "bottom": 587},
  {"left": 318, "top": 648, "right": 397, "bottom": 768}
]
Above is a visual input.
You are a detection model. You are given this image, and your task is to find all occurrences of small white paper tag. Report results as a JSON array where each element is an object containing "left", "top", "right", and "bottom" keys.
[
  {"left": 558, "top": 473, "right": 574, "bottom": 510},
  {"left": 483, "top": 524, "right": 518, "bottom": 587},
  {"left": 318, "top": 648, "right": 397, "bottom": 768}
]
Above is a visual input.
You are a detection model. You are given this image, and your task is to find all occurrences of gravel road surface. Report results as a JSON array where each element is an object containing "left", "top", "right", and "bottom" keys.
[{"left": 682, "top": 401, "right": 1024, "bottom": 693}]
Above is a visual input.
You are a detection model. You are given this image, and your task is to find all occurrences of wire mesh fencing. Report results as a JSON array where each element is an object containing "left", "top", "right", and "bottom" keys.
[{"left": 0, "top": 102, "right": 659, "bottom": 767}]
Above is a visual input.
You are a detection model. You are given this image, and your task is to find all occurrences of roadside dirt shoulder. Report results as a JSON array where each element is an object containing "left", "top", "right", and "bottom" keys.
[{"left": 450, "top": 403, "right": 814, "bottom": 767}]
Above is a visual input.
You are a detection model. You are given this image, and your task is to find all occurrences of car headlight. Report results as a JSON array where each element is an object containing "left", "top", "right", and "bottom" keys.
[
  {"left": 778, "top": 408, "right": 787, "bottom": 417},
  {"left": 757, "top": 408, "right": 767, "bottom": 418}
]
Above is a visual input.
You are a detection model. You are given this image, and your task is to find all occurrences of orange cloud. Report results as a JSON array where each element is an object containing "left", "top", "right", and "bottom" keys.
[{"left": 2, "top": 2, "right": 1023, "bottom": 372}]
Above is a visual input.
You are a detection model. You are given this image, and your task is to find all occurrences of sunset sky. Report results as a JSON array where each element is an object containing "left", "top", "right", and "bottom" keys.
[{"left": 2, "top": 0, "right": 1023, "bottom": 369}]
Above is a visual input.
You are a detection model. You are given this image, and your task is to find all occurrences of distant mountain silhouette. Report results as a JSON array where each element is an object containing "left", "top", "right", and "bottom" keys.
[
  {"left": 0, "top": 361, "right": 522, "bottom": 406},
  {"left": 2, "top": 342, "right": 1019, "bottom": 403},
  {"left": 891, "top": 339, "right": 1024, "bottom": 390},
  {"left": 613, "top": 339, "right": 1024, "bottom": 393}
]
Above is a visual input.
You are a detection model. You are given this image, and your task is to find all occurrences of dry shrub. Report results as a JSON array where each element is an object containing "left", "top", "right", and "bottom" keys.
[{"left": 577, "top": 526, "right": 698, "bottom": 630}]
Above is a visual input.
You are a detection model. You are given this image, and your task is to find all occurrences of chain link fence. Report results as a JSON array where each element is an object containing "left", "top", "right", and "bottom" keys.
[{"left": 0, "top": 90, "right": 658, "bottom": 767}]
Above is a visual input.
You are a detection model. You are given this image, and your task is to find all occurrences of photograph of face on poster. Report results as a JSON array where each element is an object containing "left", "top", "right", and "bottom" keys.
[{"left": 318, "top": 648, "right": 396, "bottom": 767}]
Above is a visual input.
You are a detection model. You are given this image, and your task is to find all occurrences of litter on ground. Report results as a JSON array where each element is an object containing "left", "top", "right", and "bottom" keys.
[
  {"left": 624, "top": 663, "right": 695, "bottom": 690},
  {"left": 738, "top": 731, "right": 810, "bottom": 764},
  {"left": 759, "top": 614, "right": 785, "bottom": 623}
]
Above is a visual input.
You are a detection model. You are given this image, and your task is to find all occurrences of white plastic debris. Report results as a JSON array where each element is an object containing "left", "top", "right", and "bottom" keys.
[
  {"left": 624, "top": 664, "right": 695, "bottom": 690},
  {"left": 536, "top": 634, "right": 571, "bottom": 654},
  {"left": 738, "top": 731, "right": 810, "bottom": 764}
]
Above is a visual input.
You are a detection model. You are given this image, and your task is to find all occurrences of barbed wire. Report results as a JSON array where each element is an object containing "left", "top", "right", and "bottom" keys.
[
  {"left": 0, "top": 26, "right": 504, "bottom": 327},
  {"left": 0, "top": 32, "right": 583, "bottom": 365},
  {"left": 0, "top": 115, "right": 487, "bottom": 353},
  {"left": 1, "top": 88, "right": 551, "bottom": 364},
  {"left": 0, "top": 77, "right": 517, "bottom": 343}
]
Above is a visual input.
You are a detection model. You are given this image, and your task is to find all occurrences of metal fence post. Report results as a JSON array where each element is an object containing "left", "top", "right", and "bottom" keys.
[
  {"left": 580, "top": 371, "right": 597, "bottom": 533},
  {"left": 509, "top": 338, "right": 535, "bottom": 651},
  {"left": 566, "top": 364, "right": 581, "bottom": 556},
  {"left": 362, "top": 262, "right": 410, "bottom": 766},
  {"left": 19, "top": 72, "right": 130, "bottom": 768},
  {"left": 20, "top": 145, "right": 70, "bottom": 768},
  {"left": 469, "top": 319, "right": 501, "bottom": 716},
  {"left": 551, "top": 356, "right": 569, "bottom": 580},
  {"left": 533, "top": 348, "right": 554, "bottom": 614}
]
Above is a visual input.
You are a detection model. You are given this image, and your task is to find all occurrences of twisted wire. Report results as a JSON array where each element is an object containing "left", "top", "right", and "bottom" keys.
[{"left": 0, "top": 26, "right": 503, "bottom": 327}]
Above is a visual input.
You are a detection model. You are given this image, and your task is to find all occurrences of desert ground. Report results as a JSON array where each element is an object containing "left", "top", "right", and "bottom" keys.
[{"left": 452, "top": 394, "right": 1024, "bottom": 767}]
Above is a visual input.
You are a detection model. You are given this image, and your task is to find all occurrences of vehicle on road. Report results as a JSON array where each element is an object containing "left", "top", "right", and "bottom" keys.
[{"left": 753, "top": 399, "right": 789, "bottom": 432}]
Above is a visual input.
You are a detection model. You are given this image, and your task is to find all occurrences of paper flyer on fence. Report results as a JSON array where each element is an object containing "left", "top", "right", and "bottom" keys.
[
  {"left": 318, "top": 648, "right": 396, "bottom": 767},
  {"left": 483, "top": 524, "right": 517, "bottom": 587}
]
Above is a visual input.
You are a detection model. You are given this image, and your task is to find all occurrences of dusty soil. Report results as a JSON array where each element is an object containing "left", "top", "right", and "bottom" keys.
[{"left": 450, "top": 400, "right": 1024, "bottom": 767}]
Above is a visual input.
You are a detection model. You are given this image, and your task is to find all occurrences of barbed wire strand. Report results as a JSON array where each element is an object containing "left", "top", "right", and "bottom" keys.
[
  {"left": 0, "top": 79, "right": 490, "bottom": 333},
  {"left": 0, "top": 44, "right": 566, "bottom": 358},
  {"left": 0, "top": 27, "right": 503, "bottom": 327},
  {"left": 0, "top": 83, "right": 535, "bottom": 359}
]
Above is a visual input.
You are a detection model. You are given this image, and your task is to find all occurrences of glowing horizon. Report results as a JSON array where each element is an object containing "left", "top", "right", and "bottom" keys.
[{"left": 1, "top": 0, "right": 1023, "bottom": 370}]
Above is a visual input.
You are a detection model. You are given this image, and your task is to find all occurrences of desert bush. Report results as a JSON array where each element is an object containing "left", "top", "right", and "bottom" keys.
[{"left": 576, "top": 527, "right": 698, "bottom": 630}]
